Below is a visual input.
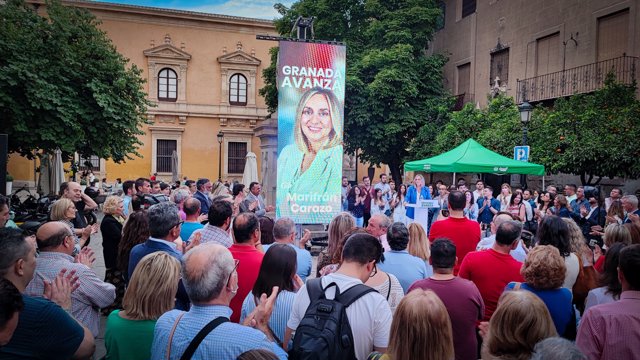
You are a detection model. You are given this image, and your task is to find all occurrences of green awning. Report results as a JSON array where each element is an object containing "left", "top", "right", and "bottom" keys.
[{"left": 404, "top": 139, "right": 545, "bottom": 176}]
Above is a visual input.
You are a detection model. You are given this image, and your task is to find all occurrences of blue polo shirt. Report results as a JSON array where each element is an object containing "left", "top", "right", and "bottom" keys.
[
  {"left": 378, "top": 250, "right": 430, "bottom": 293},
  {"left": 263, "top": 243, "right": 312, "bottom": 282}
]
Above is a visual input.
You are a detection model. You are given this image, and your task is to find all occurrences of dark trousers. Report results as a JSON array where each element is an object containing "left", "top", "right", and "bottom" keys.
[{"left": 363, "top": 212, "right": 371, "bottom": 227}]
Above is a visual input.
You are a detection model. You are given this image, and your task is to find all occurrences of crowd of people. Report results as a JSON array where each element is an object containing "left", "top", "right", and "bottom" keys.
[{"left": 0, "top": 174, "right": 639, "bottom": 360}]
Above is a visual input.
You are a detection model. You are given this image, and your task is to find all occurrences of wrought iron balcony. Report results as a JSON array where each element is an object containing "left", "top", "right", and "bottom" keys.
[{"left": 516, "top": 55, "right": 639, "bottom": 103}]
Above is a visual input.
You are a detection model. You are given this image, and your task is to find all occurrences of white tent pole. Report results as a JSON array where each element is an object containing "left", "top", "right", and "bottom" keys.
[
  {"left": 542, "top": 175, "right": 545, "bottom": 189},
  {"left": 453, "top": 172, "right": 456, "bottom": 185}
]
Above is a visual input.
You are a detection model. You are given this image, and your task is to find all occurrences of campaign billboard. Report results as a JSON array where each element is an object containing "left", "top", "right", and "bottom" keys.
[{"left": 275, "top": 41, "right": 346, "bottom": 224}]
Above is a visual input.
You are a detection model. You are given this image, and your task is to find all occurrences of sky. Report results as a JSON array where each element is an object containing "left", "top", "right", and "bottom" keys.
[{"left": 94, "top": 0, "right": 294, "bottom": 20}]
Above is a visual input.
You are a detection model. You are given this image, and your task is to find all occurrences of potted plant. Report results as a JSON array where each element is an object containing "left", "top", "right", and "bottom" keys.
[
  {"left": 6, "top": 173, "right": 13, "bottom": 195},
  {"left": 80, "top": 179, "right": 87, "bottom": 191}
]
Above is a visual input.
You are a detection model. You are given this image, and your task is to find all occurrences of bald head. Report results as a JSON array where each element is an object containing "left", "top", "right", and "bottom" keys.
[
  {"left": 36, "top": 222, "right": 74, "bottom": 252},
  {"left": 491, "top": 213, "right": 515, "bottom": 235},
  {"left": 183, "top": 197, "right": 201, "bottom": 218},
  {"left": 182, "top": 243, "right": 235, "bottom": 304}
]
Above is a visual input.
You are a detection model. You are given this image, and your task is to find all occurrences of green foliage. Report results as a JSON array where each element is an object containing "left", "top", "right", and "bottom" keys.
[
  {"left": 531, "top": 74, "right": 640, "bottom": 184},
  {"left": 0, "top": 0, "right": 151, "bottom": 162},
  {"left": 263, "top": 0, "right": 450, "bottom": 181}
]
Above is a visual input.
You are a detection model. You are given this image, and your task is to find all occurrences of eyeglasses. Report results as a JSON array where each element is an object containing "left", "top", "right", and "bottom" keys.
[
  {"left": 171, "top": 220, "right": 184, "bottom": 229},
  {"left": 369, "top": 263, "right": 378, "bottom": 278},
  {"left": 227, "top": 259, "right": 240, "bottom": 286}
]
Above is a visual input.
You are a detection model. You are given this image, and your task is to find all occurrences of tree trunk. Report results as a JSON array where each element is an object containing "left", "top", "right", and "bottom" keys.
[{"left": 388, "top": 159, "right": 403, "bottom": 186}]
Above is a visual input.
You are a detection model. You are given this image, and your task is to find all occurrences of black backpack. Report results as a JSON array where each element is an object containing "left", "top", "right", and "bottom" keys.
[{"left": 289, "top": 278, "right": 377, "bottom": 360}]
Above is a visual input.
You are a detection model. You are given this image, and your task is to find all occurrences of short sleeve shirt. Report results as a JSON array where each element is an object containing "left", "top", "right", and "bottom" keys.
[
  {"left": 287, "top": 272, "right": 393, "bottom": 360},
  {"left": 0, "top": 295, "right": 84, "bottom": 359}
]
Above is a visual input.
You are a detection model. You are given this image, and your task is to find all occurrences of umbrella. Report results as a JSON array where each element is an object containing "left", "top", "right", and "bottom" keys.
[
  {"left": 39, "top": 155, "right": 51, "bottom": 196},
  {"left": 51, "top": 149, "right": 65, "bottom": 195},
  {"left": 171, "top": 150, "right": 179, "bottom": 183},
  {"left": 242, "top": 152, "right": 259, "bottom": 188}
]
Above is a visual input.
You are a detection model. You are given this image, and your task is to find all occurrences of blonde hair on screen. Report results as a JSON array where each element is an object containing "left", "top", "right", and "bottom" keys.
[{"left": 293, "top": 87, "right": 343, "bottom": 154}]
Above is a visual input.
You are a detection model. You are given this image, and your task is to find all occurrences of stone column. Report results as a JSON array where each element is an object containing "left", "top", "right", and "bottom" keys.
[{"left": 255, "top": 114, "right": 278, "bottom": 208}]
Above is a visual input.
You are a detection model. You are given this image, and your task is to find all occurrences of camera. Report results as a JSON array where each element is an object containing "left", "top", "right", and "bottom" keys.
[{"left": 139, "top": 193, "right": 170, "bottom": 209}]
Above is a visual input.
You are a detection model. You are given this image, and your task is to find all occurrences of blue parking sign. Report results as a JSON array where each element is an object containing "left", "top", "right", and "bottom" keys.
[{"left": 514, "top": 146, "right": 530, "bottom": 162}]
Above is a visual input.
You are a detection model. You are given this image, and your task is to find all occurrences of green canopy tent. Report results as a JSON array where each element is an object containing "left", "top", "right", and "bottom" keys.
[{"left": 404, "top": 139, "right": 545, "bottom": 184}]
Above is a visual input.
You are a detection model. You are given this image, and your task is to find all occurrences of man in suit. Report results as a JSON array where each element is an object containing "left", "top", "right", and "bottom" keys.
[
  {"left": 193, "top": 178, "right": 213, "bottom": 216},
  {"left": 622, "top": 195, "right": 640, "bottom": 224},
  {"left": 244, "top": 182, "right": 273, "bottom": 217},
  {"left": 128, "top": 202, "right": 190, "bottom": 309}
]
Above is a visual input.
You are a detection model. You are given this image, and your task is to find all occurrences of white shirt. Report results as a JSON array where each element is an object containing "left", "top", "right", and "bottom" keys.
[
  {"left": 563, "top": 253, "right": 580, "bottom": 291},
  {"left": 476, "top": 235, "right": 527, "bottom": 262},
  {"left": 287, "top": 272, "right": 392, "bottom": 360},
  {"left": 584, "top": 286, "right": 617, "bottom": 312}
]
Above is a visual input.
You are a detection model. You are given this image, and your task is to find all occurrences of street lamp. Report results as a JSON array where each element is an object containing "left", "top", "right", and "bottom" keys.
[
  {"left": 217, "top": 131, "right": 224, "bottom": 181},
  {"left": 518, "top": 101, "right": 533, "bottom": 189}
]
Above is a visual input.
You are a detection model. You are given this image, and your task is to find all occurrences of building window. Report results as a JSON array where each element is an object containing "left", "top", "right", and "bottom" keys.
[
  {"left": 597, "top": 9, "right": 629, "bottom": 62},
  {"left": 454, "top": 63, "right": 472, "bottom": 110},
  {"left": 158, "top": 68, "right": 177, "bottom": 102},
  {"left": 490, "top": 49, "right": 509, "bottom": 86},
  {"left": 156, "top": 139, "right": 177, "bottom": 173},
  {"left": 78, "top": 155, "right": 100, "bottom": 171},
  {"left": 228, "top": 142, "right": 247, "bottom": 174},
  {"left": 536, "top": 33, "right": 561, "bottom": 76},
  {"left": 229, "top": 74, "right": 247, "bottom": 106},
  {"left": 462, "top": 0, "right": 476, "bottom": 18}
]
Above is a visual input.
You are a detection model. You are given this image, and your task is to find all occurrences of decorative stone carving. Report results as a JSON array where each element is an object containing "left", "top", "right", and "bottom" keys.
[
  {"left": 178, "top": 116, "right": 187, "bottom": 125},
  {"left": 229, "top": 119, "right": 246, "bottom": 127},
  {"left": 164, "top": 34, "right": 172, "bottom": 44},
  {"left": 157, "top": 115, "right": 176, "bottom": 124},
  {"left": 236, "top": 41, "right": 243, "bottom": 51},
  {"left": 220, "top": 118, "right": 228, "bottom": 127},
  {"left": 249, "top": 119, "right": 257, "bottom": 128}
]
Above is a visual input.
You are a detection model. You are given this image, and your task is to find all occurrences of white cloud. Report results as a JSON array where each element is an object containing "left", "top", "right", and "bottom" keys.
[{"left": 187, "top": 0, "right": 294, "bottom": 20}]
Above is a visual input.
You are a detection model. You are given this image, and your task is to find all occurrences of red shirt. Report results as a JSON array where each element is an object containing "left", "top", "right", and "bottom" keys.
[
  {"left": 458, "top": 249, "right": 524, "bottom": 321},
  {"left": 228, "top": 244, "right": 264, "bottom": 323},
  {"left": 428, "top": 217, "right": 481, "bottom": 275}
]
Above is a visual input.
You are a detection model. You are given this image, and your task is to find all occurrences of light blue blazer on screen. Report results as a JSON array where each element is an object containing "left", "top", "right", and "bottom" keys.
[{"left": 276, "top": 144, "right": 343, "bottom": 223}]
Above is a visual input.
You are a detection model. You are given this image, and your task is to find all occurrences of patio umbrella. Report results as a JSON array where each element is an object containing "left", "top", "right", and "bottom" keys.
[
  {"left": 171, "top": 150, "right": 179, "bottom": 183},
  {"left": 242, "top": 152, "right": 259, "bottom": 188},
  {"left": 51, "top": 149, "right": 65, "bottom": 195}
]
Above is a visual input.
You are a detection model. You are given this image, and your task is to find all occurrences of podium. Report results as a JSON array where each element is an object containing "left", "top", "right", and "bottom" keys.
[{"left": 406, "top": 200, "right": 439, "bottom": 233}]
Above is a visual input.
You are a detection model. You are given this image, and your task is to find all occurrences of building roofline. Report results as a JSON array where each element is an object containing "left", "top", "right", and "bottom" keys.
[{"left": 28, "top": 0, "right": 277, "bottom": 29}]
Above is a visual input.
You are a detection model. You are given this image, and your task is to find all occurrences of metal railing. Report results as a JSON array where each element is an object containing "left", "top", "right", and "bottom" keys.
[{"left": 516, "top": 55, "right": 639, "bottom": 103}]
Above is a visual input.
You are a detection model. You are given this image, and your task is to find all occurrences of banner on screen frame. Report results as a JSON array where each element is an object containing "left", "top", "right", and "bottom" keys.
[{"left": 275, "top": 41, "right": 346, "bottom": 224}]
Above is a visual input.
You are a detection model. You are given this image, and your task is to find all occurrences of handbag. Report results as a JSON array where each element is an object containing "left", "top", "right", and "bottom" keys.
[{"left": 572, "top": 254, "right": 599, "bottom": 315}]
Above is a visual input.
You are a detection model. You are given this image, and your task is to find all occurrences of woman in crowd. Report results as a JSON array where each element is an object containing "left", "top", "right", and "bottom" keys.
[
  {"left": 463, "top": 190, "right": 478, "bottom": 221},
  {"left": 233, "top": 183, "right": 248, "bottom": 215},
  {"left": 277, "top": 87, "right": 344, "bottom": 219},
  {"left": 347, "top": 186, "right": 366, "bottom": 227},
  {"left": 316, "top": 212, "right": 355, "bottom": 277},
  {"left": 259, "top": 216, "right": 275, "bottom": 246},
  {"left": 241, "top": 244, "right": 300, "bottom": 346},
  {"left": 105, "top": 252, "right": 181, "bottom": 360},
  {"left": 407, "top": 223, "right": 431, "bottom": 269},
  {"left": 562, "top": 218, "right": 598, "bottom": 313},
  {"left": 535, "top": 191, "right": 556, "bottom": 220},
  {"left": 171, "top": 188, "right": 191, "bottom": 221},
  {"left": 497, "top": 183, "right": 512, "bottom": 210},
  {"left": 554, "top": 195, "right": 573, "bottom": 218},
  {"left": 100, "top": 196, "right": 126, "bottom": 313},
  {"left": 368, "top": 289, "right": 454, "bottom": 360},
  {"left": 506, "top": 246, "right": 574, "bottom": 337},
  {"left": 536, "top": 216, "right": 580, "bottom": 290},
  {"left": 370, "top": 188, "right": 390, "bottom": 218},
  {"left": 593, "top": 223, "right": 632, "bottom": 272},
  {"left": 585, "top": 242, "right": 626, "bottom": 312},
  {"left": 159, "top": 182, "right": 171, "bottom": 197},
  {"left": 482, "top": 291, "right": 557, "bottom": 360},
  {"left": 605, "top": 200, "right": 624, "bottom": 226},
  {"left": 117, "top": 210, "right": 150, "bottom": 282},
  {"left": 507, "top": 192, "right": 526, "bottom": 222},
  {"left": 49, "top": 198, "right": 90, "bottom": 254},
  {"left": 391, "top": 184, "right": 408, "bottom": 225}
]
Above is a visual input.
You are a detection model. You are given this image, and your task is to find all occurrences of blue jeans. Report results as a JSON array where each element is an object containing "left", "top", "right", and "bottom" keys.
[{"left": 355, "top": 216, "right": 364, "bottom": 227}]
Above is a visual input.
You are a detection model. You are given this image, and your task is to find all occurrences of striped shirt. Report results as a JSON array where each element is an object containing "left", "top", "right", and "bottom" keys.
[
  {"left": 24, "top": 251, "right": 116, "bottom": 336},
  {"left": 151, "top": 305, "right": 287, "bottom": 360},
  {"left": 190, "top": 224, "right": 233, "bottom": 248},
  {"left": 240, "top": 290, "right": 296, "bottom": 343}
]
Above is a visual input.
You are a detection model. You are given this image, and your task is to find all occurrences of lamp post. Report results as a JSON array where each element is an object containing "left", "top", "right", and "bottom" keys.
[
  {"left": 217, "top": 131, "right": 224, "bottom": 182},
  {"left": 518, "top": 101, "right": 533, "bottom": 189}
]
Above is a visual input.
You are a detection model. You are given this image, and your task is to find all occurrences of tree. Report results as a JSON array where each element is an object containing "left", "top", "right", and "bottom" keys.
[
  {"left": 262, "top": 0, "right": 450, "bottom": 182},
  {"left": 0, "top": 0, "right": 151, "bottom": 162},
  {"left": 530, "top": 75, "right": 640, "bottom": 185}
]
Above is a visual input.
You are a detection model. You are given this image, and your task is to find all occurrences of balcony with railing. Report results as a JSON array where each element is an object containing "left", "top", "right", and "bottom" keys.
[{"left": 516, "top": 55, "right": 639, "bottom": 103}]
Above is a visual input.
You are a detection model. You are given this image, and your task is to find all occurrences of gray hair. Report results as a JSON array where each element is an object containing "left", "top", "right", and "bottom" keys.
[
  {"left": 172, "top": 189, "right": 190, "bottom": 204},
  {"left": 182, "top": 244, "right": 234, "bottom": 303},
  {"left": 273, "top": 217, "right": 295, "bottom": 240},
  {"left": 372, "top": 214, "right": 391, "bottom": 229},
  {"left": 212, "top": 194, "right": 232, "bottom": 203},
  {"left": 530, "top": 337, "right": 586, "bottom": 360},
  {"left": 148, "top": 202, "right": 180, "bottom": 238},
  {"left": 622, "top": 195, "right": 639, "bottom": 208}
]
